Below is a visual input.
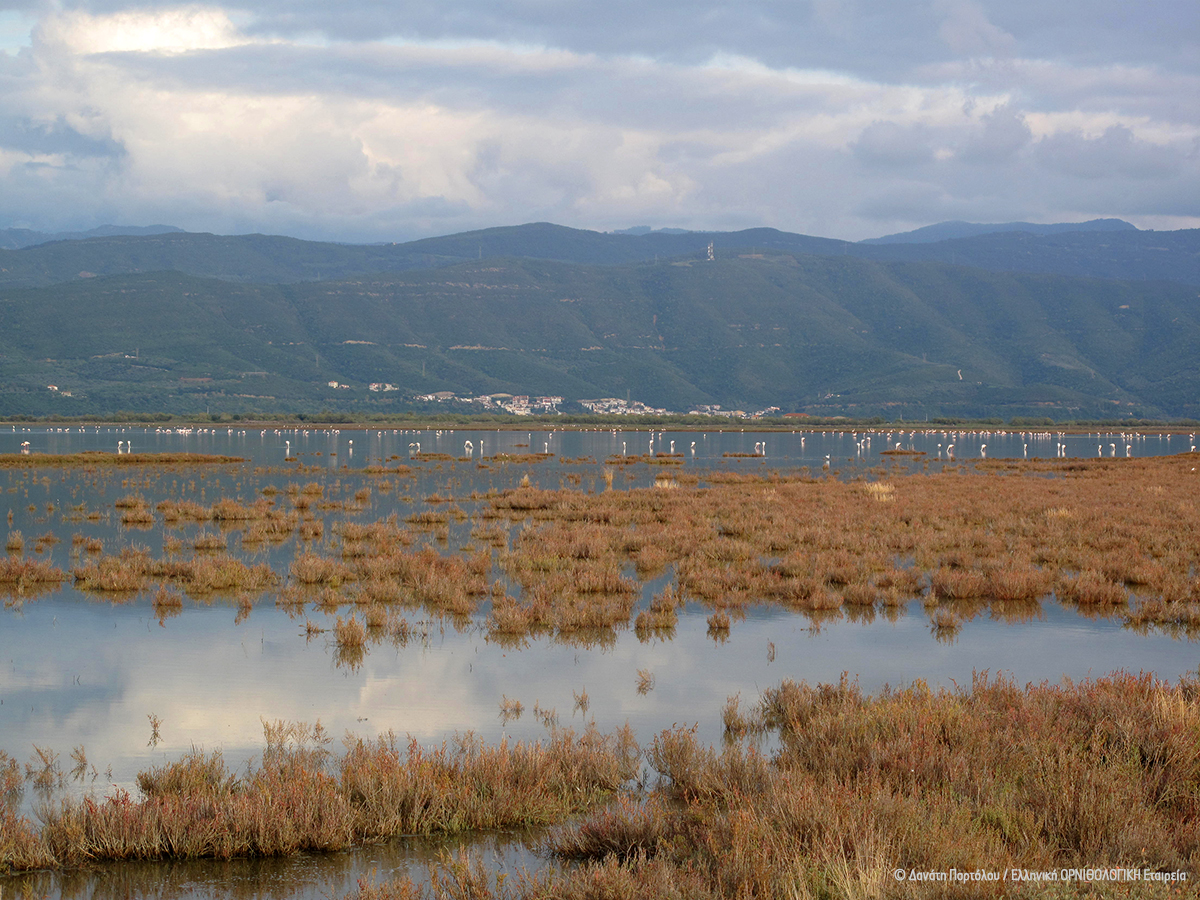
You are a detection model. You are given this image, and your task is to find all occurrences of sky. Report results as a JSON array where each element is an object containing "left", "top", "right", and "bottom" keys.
[{"left": 0, "top": 0, "right": 1197, "bottom": 242}]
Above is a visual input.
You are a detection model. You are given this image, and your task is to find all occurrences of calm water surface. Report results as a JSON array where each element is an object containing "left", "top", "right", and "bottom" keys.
[{"left": 2, "top": 426, "right": 1198, "bottom": 898}]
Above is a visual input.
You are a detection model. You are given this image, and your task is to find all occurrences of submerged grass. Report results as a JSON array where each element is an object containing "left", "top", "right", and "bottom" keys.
[
  {"left": 16, "top": 452, "right": 1200, "bottom": 640},
  {"left": 0, "top": 453, "right": 244, "bottom": 469}
]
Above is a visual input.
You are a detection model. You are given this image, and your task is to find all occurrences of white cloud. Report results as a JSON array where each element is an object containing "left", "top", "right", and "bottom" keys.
[
  {"left": 0, "top": 1, "right": 1196, "bottom": 239},
  {"left": 39, "top": 6, "right": 251, "bottom": 55},
  {"left": 935, "top": 0, "right": 1016, "bottom": 58}
]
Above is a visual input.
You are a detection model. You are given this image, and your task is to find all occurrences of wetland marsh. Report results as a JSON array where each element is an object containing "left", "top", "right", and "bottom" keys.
[{"left": 2, "top": 425, "right": 1199, "bottom": 898}]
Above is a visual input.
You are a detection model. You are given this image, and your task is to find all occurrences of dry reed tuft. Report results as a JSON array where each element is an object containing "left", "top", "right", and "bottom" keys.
[
  {"left": 334, "top": 614, "right": 368, "bottom": 648},
  {"left": 8, "top": 719, "right": 638, "bottom": 872},
  {"left": 1059, "top": 570, "right": 1130, "bottom": 606},
  {"left": 499, "top": 696, "right": 524, "bottom": 721},
  {"left": 706, "top": 609, "right": 731, "bottom": 636}
]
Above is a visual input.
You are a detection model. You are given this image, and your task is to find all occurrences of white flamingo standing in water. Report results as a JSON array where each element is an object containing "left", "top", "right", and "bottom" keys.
[
  {"left": 980, "top": 444, "right": 986, "bottom": 458},
  {"left": 465, "top": 440, "right": 474, "bottom": 456},
  {"left": 285, "top": 440, "right": 290, "bottom": 457}
]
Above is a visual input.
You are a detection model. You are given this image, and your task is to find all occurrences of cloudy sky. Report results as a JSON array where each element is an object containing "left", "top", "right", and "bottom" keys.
[{"left": 0, "top": 0, "right": 1197, "bottom": 242}]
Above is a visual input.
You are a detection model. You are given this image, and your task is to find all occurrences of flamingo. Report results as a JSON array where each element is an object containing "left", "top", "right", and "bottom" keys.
[
  {"left": 465, "top": 440, "right": 474, "bottom": 456},
  {"left": 980, "top": 444, "right": 986, "bottom": 458}
]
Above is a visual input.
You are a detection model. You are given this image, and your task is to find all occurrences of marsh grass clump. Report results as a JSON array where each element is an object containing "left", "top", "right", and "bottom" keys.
[
  {"left": 72, "top": 548, "right": 276, "bottom": 597},
  {"left": 499, "top": 696, "right": 524, "bottom": 722},
  {"left": 5, "top": 530, "right": 24, "bottom": 554},
  {"left": 339, "top": 723, "right": 638, "bottom": 839},
  {"left": 152, "top": 583, "right": 183, "bottom": 613},
  {"left": 929, "top": 566, "right": 989, "bottom": 599},
  {"left": 930, "top": 605, "right": 962, "bottom": 639},
  {"left": 115, "top": 494, "right": 154, "bottom": 527},
  {"left": 0, "top": 556, "right": 67, "bottom": 596},
  {"left": 705, "top": 609, "right": 731, "bottom": 639},
  {"left": 720, "top": 694, "right": 756, "bottom": 739},
  {"left": 334, "top": 614, "right": 368, "bottom": 648},
  {"left": 25, "top": 746, "right": 62, "bottom": 792},
  {"left": 1059, "top": 570, "right": 1130, "bottom": 607},
  {"left": 192, "top": 530, "right": 227, "bottom": 552},
  {"left": 328, "top": 672, "right": 1194, "bottom": 900},
  {"left": 0, "top": 751, "right": 21, "bottom": 798},
  {"left": 635, "top": 584, "right": 680, "bottom": 638},
  {"left": 7, "top": 719, "right": 638, "bottom": 872},
  {"left": 545, "top": 794, "right": 675, "bottom": 864},
  {"left": 1126, "top": 597, "right": 1200, "bottom": 636},
  {"left": 33, "top": 531, "right": 59, "bottom": 553}
]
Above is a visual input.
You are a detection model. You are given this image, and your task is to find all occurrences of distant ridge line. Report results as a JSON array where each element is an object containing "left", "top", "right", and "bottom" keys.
[{"left": 861, "top": 218, "right": 1137, "bottom": 245}]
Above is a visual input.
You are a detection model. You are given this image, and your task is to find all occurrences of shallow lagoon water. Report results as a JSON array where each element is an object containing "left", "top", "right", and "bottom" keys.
[
  {"left": 2, "top": 425, "right": 1199, "bottom": 898},
  {"left": 3, "top": 422, "right": 1197, "bottom": 469}
]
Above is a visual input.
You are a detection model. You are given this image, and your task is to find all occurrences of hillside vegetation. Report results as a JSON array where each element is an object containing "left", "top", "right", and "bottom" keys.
[
  {"left": 1, "top": 222, "right": 1197, "bottom": 290},
  {"left": 2, "top": 250, "right": 1196, "bottom": 418}
]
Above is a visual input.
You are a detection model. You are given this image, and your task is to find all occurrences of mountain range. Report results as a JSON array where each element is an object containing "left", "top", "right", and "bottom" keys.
[{"left": 0, "top": 220, "right": 1197, "bottom": 420}]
